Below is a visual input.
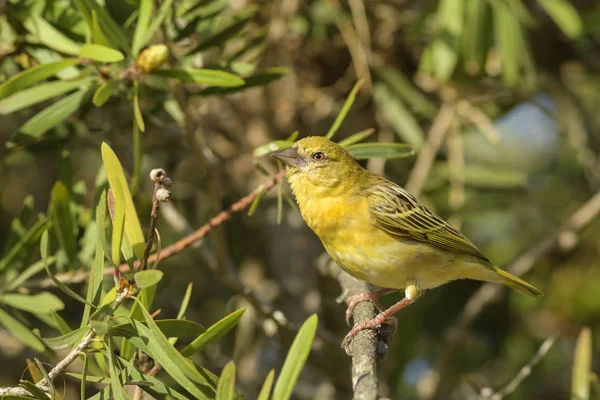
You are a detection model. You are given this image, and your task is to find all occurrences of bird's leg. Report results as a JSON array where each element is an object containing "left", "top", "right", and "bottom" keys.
[
  {"left": 345, "top": 288, "right": 396, "bottom": 326},
  {"left": 342, "top": 282, "right": 422, "bottom": 348}
]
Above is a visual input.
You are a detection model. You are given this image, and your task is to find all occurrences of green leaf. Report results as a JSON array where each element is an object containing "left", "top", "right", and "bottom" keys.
[
  {"left": 247, "top": 186, "right": 265, "bottom": 216},
  {"left": 0, "top": 217, "right": 50, "bottom": 274},
  {"left": 95, "top": 190, "right": 113, "bottom": 265},
  {"left": 462, "top": 0, "right": 490, "bottom": 75},
  {"left": 216, "top": 361, "right": 236, "bottom": 400},
  {"left": 176, "top": 283, "right": 193, "bottom": 320},
  {"left": 40, "top": 231, "right": 92, "bottom": 306},
  {"left": 133, "top": 81, "right": 145, "bottom": 132},
  {"left": 112, "top": 319, "right": 205, "bottom": 339},
  {"left": 325, "top": 79, "right": 364, "bottom": 139},
  {"left": 5, "top": 257, "right": 54, "bottom": 292},
  {"left": 42, "top": 327, "right": 89, "bottom": 350},
  {"left": 18, "top": 89, "right": 88, "bottom": 139},
  {"left": 80, "top": 44, "right": 125, "bottom": 63},
  {"left": 150, "top": 69, "right": 245, "bottom": 87},
  {"left": 0, "top": 77, "right": 92, "bottom": 115},
  {"left": 373, "top": 67, "right": 437, "bottom": 118},
  {"left": 93, "top": 81, "right": 116, "bottom": 107},
  {"left": 128, "top": 300, "right": 217, "bottom": 399},
  {"left": 431, "top": 0, "right": 464, "bottom": 81},
  {"left": 134, "top": 270, "right": 164, "bottom": 288},
  {"left": 430, "top": 162, "right": 529, "bottom": 189},
  {"left": 492, "top": 1, "right": 522, "bottom": 86},
  {"left": 23, "top": 13, "right": 82, "bottom": 55},
  {"left": 572, "top": 327, "right": 591, "bottom": 400},
  {"left": 107, "top": 334, "right": 132, "bottom": 400},
  {"left": 0, "top": 58, "right": 80, "bottom": 99},
  {"left": 253, "top": 140, "right": 293, "bottom": 158},
  {"left": 272, "top": 314, "right": 318, "bottom": 400},
  {"left": 50, "top": 181, "right": 76, "bottom": 263},
  {"left": 131, "top": 0, "right": 153, "bottom": 56},
  {"left": 373, "top": 83, "right": 425, "bottom": 149},
  {"left": 0, "top": 292, "right": 64, "bottom": 313},
  {"left": 76, "top": 0, "right": 130, "bottom": 52},
  {"left": 337, "top": 128, "right": 375, "bottom": 147},
  {"left": 200, "top": 68, "right": 288, "bottom": 96},
  {"left": 18, "top": 380, "right": 50, "bottom": 400},
  {"left": 127, "top": 366, "right": 189, "bottom": 399},
  {"left": 189, "top": 5, "right": 258, "bottom": 54},
  {"left": 82, "top": 239, "right": 105, "bottom": 327},
  {"left": 538, "top": 0, "right": 583, "bottom": 39},
  {"left": 257, "top": 369, "right": 275, "bottom": 400},
  {"left": 345, "top": 142, "right": 415, "bottom": 160},
  {"left": 0, "top": 308, "right": 45, "bottom": 352},
  {"left": 143, "top": 0, "right": 175, "bottom": 46},
  {"left": 81, "top": 354, "right": 88, "bottom": 400},
  {"left": 90, "top": 302, "right": 117, "bottom": 336},
  {"left": 109, "top": 186, "right": 125, "bottom": 266},
  {"left": 101, "top": 143, "right": 145, "bottom": 260},
  {"left": 181, "top": 309, "right": 245, "bottom": 357}
]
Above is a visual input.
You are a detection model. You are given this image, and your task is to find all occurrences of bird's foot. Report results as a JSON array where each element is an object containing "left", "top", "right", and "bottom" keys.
[
  {"left": 341, "top": 314, "right": 397, "bottom": 348},
  {"left": 345, "top": 289, "right": 396, "bottom": 326}
]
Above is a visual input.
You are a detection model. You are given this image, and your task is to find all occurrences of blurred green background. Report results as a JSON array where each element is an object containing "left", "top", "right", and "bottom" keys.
[{"left": 0, "top": 0, "right": 599, "bottom": 398}]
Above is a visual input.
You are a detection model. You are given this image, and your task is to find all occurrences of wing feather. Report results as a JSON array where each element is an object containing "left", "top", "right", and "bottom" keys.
[{"left": 365, "top": 180, "right": 489, "bottom": 262}]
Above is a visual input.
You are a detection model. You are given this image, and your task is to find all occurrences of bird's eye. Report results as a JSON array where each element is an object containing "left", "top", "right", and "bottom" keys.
[{"left": 312, "top": 152, "right": 326, "bottom": 162}]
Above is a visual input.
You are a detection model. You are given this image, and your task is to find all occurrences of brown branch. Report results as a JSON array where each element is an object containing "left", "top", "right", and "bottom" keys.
[
  {"left": 138, "top": 181, "right": 161, "bottom": 272},
  {"left": 319, "top": 256, "right": 393, "bottom": 400},
  {"left": 405, "top": 103, "right": 456, "bottom": 196},
  {"left": 429, "top": 190, "right": 600, "bottom": 397}
]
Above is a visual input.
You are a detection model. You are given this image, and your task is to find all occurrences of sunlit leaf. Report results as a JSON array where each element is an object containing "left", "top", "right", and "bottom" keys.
[
  {"left": 538, "top": 0, "right": 583, "bottom": 39},
  {"left": 18, "top": 380, "right": 50, "bottom": 399},
  {"left": 101, "top": 143, "right": 145, "bottom": 260},
  {"left": 80, "top": 44, "right": 124, "bottom": 63},
  {"left": 109, "top": 186, "right": 125, "bottom": 266},
  {"left": 272, "top": 314, "right": 318, "bottom": 400},
  {"left": 572, "top": 327, "right": 592, "bottom": 400},
  {"left": 50, "top": 182, "right": 76, "bottom": 263},
  {"left": 0, "top": 77, "right": 92, "bottom": 115},
  {"left": 257, "top": 369, "right": 275, "bottom": 400},
  {"left": 325, "top": 79, "right": 364, "bottom": 140},
  {"left": 0, "top": 292, "right": 64, "bottom": 313},
  {"left": 18, "top": 89, "right": 89, "bottom": 139},
  {"left": 42, "top": 327, "right": 89, "bottom": 350},
  {"left": 107, "top": 334, "right": 131, "bottom": 400},
  {"left": 92, "top": 81, "right": 116, "bottom": 107},
  {"left": 337, "top": 128, "right": 375, "bottom": 147},
  {"left": 143, "top": 0, "right": 175, "bottom": 45},
  {"left": 462, "top": 0, "right": 490, "bottom": 75},
  {"left": 216, "top": 361, "right": 236, "bottom": 400},
  {"left": 0, "top": 308, "right": 45, "bottom": 352},
  {"left": 253, "top": 140, "right": 293, "bottom": 158},
  {"left": 181, "top": 309, "right": 245, "bottom": 357},
  {"left": 0, "top": 59, "right": 79, "bottom": 99},
  {"left": 200, "top": 68, "right": 288, "bottom": 96},
  {"left": 177, "top": 283, "right": 193, "bottom": 320},
  {"left": 492, "top": 1, "right": 522, "bottom": 86},
  {"left": 150, "top": 69, "right": 245, "bottom": 87},
  {"left": 131, "top": 0, "right": 153, "bottom": 56},
  {"left": 345, "top": 142, "right": 415, "bottom": 160},
  {"left": 23, "top": 13, "right": 82, "bottom": 55},
  {"left": 75, "top": 0, "right": 130, "bottom": 52},
  {"left": 134, "top": 270, "right": 164, "bottom": 288},
  {"left": 431, "top": 0, "right": 464, "bottom": 81}
]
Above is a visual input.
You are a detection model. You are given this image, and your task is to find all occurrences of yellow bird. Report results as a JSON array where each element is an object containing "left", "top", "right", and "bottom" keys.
[{"left": 272, "top": 136, "right": 543, "bottom": 346}]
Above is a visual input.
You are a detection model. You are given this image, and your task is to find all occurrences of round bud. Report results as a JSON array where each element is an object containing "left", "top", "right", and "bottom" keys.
[
  {"left": 160, "top": 177, "right": 172, "bottom": 187},
  {"left": 136, "top": 44, "right": 169, "bottom": 74},
  {"left": 156, "top": 188, "right": 171, "bottom": 202},
  {"left": 150, "top": 168, "right": 166, "bottom": 182}
]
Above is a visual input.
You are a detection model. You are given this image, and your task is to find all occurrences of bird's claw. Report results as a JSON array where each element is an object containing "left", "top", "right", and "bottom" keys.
[
  {"left": 344, "top": 291, "right": 388, "bottom": 326},
  {"left": 341, "top": 315, "right": 398, "bottom": 349}
]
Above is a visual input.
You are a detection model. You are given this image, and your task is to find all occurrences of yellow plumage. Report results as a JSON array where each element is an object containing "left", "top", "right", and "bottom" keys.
[{"left": 272, "top": 136, "right": 542, "bottom": 344}]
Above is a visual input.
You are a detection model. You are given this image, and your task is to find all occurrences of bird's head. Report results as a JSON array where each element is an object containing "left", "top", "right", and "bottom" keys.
[{"left": 271, "top": 136, "right": 363, "bottom": 193}]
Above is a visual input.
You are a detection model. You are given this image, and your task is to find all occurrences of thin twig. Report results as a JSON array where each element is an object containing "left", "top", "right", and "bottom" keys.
[
  {"left": 405, "top": 103, "right": 456, "bottom": 196},
  {"left": 485, "top": 336, "right": 556, "bottom": 399},
  {"left": 138, "top": 181, "right": 161, "bottom": 271},
  {"left": 429, "top": 190, "right": 600, "bottom": 398}
]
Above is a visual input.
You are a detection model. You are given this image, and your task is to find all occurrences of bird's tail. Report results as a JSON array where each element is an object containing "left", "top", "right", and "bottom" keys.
[{"left": 493, "top": 266, "right": 544, "bottom": 297}]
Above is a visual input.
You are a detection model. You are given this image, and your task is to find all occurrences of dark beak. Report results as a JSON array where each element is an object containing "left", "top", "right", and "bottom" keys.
[{"left": 271, "top": 147, "right": 305, "bottom": 168}]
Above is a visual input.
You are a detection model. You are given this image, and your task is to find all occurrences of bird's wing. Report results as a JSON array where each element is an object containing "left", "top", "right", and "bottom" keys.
[{"left": 365, "top": 181, "right": 489, "bottom": 262}]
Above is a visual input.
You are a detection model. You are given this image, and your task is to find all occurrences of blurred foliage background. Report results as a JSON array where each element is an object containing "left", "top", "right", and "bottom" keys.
[{"left": 1, "top": 0, "right": 600, "bottom": 398}]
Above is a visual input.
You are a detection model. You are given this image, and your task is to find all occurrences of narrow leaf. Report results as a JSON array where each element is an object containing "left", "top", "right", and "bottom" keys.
[
  {"left": 18, "top": 89, "right": 88, "bottom": 139},
  {"left": 176, "top": 283, "right": 193, "bottom": 320},
  {"left": 0, "top": 59, "right": 80, "bottom": 99},
  {"left": 272, "top": 314, "right": 318, "bottom": 400},
  {"left": 43, "top": 327, "right": 89, "bottom": 350},
  {"left": 538, "top": 0, "right": 583, "bottom": 39},
  {"left": 572, "top": 327, "right": 592, "bottom": 400},
  {"left": 92, "top": 81, "right": 116, "bottom": 107},
  {"left": 0, "top": 308, "right": 45, "bottom": 352},
  {"left": 257, "top": 369, "right": 275, "bottom": 400},
  {"left": 107, "top": 334, "right": 132, "bottom": 400},
  {"left": 253, "top": 140, "right": 293, "bottom": 158},
  {"left": 216, "top": 361, "right": 236, "bottom": 400},
  {"left": 143, "top": 0, "right": 175, "bottom": 45},
  {"left": 150, "top": 69, "right": 244, "bottom": 87},
  {"left": 325, "top": 79, "right": 364, "bottom": 139},
  {"left": 50, "top": 181, "right": 76, "bottom": 263},
  {"left": 112, "top": 319, "right": 205, "bottom": 339},
  {"left": 199, "top": 68, "right": 288, "bottom": 96},
  {"left": 101, "top": 143, "right": 145, "bottom": 260},
  {"left": 133, "top": 81, "right": 145, "bottom": 132},
  {"left": 23, "top": 14, "right": 82, "bottom": 55},
  {"left": 80, "top": 44, "right": 125, "bottom": 63},
  {"left": 337, "top": 128, "right": 375, "bottom": 147},
  {"left": 345, "top": 143, "right": 415, "bottom": 160},
  {"left": 181, "top": 309, "right": 246, "bottom": 357},
  {"left": 431, "top": 0, "right": 464, "bottom": 81},
  {"left": 0, "top": 217, "right": 49, "bottom": 273},
  {"left": 131, "top": 0, "right": 153, "bottom": 56},
  {"left": 0, "top": 293, "right": 64, "bottom": 313}
]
